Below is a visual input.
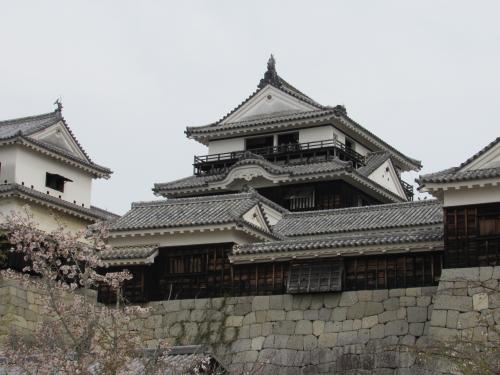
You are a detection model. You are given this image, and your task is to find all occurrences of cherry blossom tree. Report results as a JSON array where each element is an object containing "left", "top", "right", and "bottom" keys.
[{"left": 0, "top": 208, "right": 213, "bottom": 375}]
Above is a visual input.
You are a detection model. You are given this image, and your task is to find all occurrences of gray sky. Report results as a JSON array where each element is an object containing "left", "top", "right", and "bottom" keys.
[{"left": 1, "top": 1, "right": 499, "bottom": 215}]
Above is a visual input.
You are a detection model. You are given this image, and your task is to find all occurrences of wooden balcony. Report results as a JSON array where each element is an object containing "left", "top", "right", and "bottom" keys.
[{"left": 193, "top": 139, "right": 366, "bottom": 176}]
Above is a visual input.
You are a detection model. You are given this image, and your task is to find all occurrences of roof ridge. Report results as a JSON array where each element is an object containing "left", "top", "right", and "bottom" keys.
[
  {"left": 131, "top": 192, "right": 255, "bottom": 208},
  {"left": 0, "top": 110, "right": 59, "bottom": 126},
  {"left": 458, "top": 137, "right": 500, "bottom": 170},
  {"left": 283, "top": 199, "right": 440, "bottom": 218}
]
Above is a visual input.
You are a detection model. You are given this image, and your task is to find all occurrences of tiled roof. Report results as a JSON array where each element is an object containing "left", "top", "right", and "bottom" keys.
[
  {"left": 109, "top": 191, "right": 287, "bottom": 233},
  {"left": 357, "top": 151, "right": 391, "bottom": 177},
  {"left": 154, "top": 156, "right": 351, "bottom": 194},
  {"left": 0, "top": 183, "right": 114, "bottom": 222},
  {"left": 274, "top": 200, "right": 442, "bottom": 237},
  {"left": 0, "top": 108, "right": 111, "bottom": 177},
  {"left": 458, "top": 137, "right": 500, "bottom": 169},
  {"left": 233, "top": 226, "right": 443, "bottom": 256},
  {"left": 418, "top": 166, "right": 500, "bottom": 184},
  {"left": 418, "top": 137, "right": 500, "bottom": 186},
  {"left": 100, "top": 245, "right": 158, "bottom": 260}
]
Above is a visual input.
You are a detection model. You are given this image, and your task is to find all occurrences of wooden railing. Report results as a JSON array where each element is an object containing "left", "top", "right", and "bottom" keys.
[{"left": 193, "top": 139, "right": 366, "bottom": 176}]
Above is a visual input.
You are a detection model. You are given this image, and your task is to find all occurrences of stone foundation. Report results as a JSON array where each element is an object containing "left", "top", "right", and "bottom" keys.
[{"left": 1, "top": 266, "right": 499, "bottom": 374}]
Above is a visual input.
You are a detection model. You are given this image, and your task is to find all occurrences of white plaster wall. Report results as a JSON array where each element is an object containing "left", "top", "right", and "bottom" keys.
[
  {"left": 0, "top": 198, "right": 90, "bottom": 232},
  {"left": 0, "top": 146, "right": 18, "bottom": 183},
  {"left": 109, "top": 228, "right": 257, "bottom": 248},
  {"left": 443, "top": 185, "right": 500, "bottom": 207},
  {"left": 368, "top": 160, "right": 406, "bottom": 198},
  {"left": 208, "top": 138, "right": 245, "bottom": 155},
  {"left": 13, "top": 147, "right": 93, "bottom": 207},
  {"left": 299, "top": 126, "right": 335, "bottom": 144}
]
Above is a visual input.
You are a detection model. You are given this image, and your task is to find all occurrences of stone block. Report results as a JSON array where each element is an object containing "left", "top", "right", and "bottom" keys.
[
  {"left": 407, "top": 307, "right": 427, "bottom": 323},
  {"left": 362, "top": 315, "right": 378, "bottom": 329},
  {"left": 385, "top": 320, "right": 408, "bottom": 336},
  {"left": 313, "top": 320, "right": 325, "bottom": 336},
  {"left": 249, "top": 323, "right": 262, "bottom": 338},
  {"left": 269, "top": 295, "right": 284, "bottom": 309},
  {"left": 416, "top": 296, "right": 432, "bottom": 307},
  {"left": 446, "top": 310, "right": 459, "bottom": 328},
  {"left": 429, "top": 327, "right": 459, "bottom": 341},
  {"left": 144, "top": 315, "right": 162, "bottom": 329},
  {"left": 373, "top": 289, "right": 389, "bottom": 302},
  {"left": 293, "top": 295, "right": 312, "bottom": 310},
  {"left": 347, "top": 302, "right": 366, "bottom": 319},
  {"left": 286, "top": 310, "right": 303, "bottom": 320},
  {"left": 255, "top": 310, "right": 267, "bottom": 323},
  {"left": 383, "top": 298, "right": 400, "bottom": 311},
  {"left": 287, "top": 335, "right": 304, "bottom": 350},
  {"left": 318, "top": 332, "right": 338, "bottom": 348},
  {"left": 433, "top": 295, "right": 472, "bottom": 312},
  {"left": 234, "top": 303, "right": 252, "bottom": 316},
  {"left": 310, "top": 295, "right": 323, "bottom": 309},
  {"left": 353, "top": 319, "right": 362, "bottom": 330},
  {"left": 457, "top": 311, "right": 480, "bottom": 329},
  {"left": 331, "top": 307, "right": 347, "bottom": 321},
  {"left": 262, "top": 322, "right": 273, "bottom": 336},
  {"left": 409, "top": 322, "right": 424, "bottom": 336},
  {"left": 338, "top": 330, "right": 358, "bottom": 345},
  {"left": 303, "top": 335, "right": 318, "bottom": 350},
  {"left": 323, "top": 293, "right": 340, "bottom": 308},
  {"left": 440, "top": 267, "right": 479, "bottom": 282},
  {"left": 190, "top": 309, "right": 206, "bottom": 322},
  {"left": 430, "top": 309, "right": 447, "bottom": 327},
  {"left": 295, "top": 320, "right": 313, "bottom": 335},
  {"left": 339, "top": 291, "right": 358, "bottom": 306},
  {"left": 357, "top": 290, "right": 373, "bottom": 301},
  {"left": 342, "top": 319, "right": 353, "bottom": 331},
  {"left": 242, "top": 312, "right": 256, "bottom": 325},
  {"left": 389, "top": 288, "right": 406, "bottom": 297},
  {"left": 318, "top": 308, "right": 331, "bottom": 321},
  {"left": 304, "top": 309, "right": 319, "bottom": 320},
  {"left": 479, "top": 267, "right": 494, "bottom": 282},
  {"left": 378, "top": 310, "right": 398, "bottom": 324},
  {"left": 473, "top": 293, "right": 489, "bottom": 311},
  {"left": 180, "top": 299, "right": 195, "bottom": 309},
  {"left": 225, "top": 315, "right": 244, "bottom": 327},
  {"left": 232, "top": 338, "right": 251, "bottom": 353},
  {"left": 238, "top": 325, "right": 250, "bottom": 339},
  {"left": 406, "top": 287, "right": 422, "bottom": 297},
  {"left": 365, "top": 301, "right": 384, "bottom": 316},
  {"left": 324, "top": 321, "right": 342, "bottom": 333},
  {"left": 273, "top": 320, "right": 296, "bottom": 335},
  {"left": 283, "top": 294, "right": 293, "bottom": 311},
  {"left": 252, "top": 296, "right": 270, "bottom": 311},
  {"left": 266, "top": 309, "right": 286, "bottom": 321},
  {"left": 399, "top": 296, "right": 416, "bottom": 307},
  {"left": 164, "top": 300, "right": 181, "bottom": 312}
]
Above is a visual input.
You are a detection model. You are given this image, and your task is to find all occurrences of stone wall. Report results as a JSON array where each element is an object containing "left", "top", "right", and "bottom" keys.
[{"left": 1, "top": 266, "right": 499, "bottom": 374}]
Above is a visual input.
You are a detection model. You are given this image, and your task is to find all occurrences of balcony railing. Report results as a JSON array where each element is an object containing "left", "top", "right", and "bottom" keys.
[
  {"left": 193, "top": 139, "right": 366, "bottom": 176},
  {"left": 400, "top": 179, "right": 414, "bottom": 201}
]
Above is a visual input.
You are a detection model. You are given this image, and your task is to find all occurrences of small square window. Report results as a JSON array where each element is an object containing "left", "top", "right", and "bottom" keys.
[{"left": 45, "top": 173, "right": 72, "bottom": 193}]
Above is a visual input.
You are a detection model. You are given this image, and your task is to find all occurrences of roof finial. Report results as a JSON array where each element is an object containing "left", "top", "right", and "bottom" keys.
[
  {"left": 258, "top": 54, "right": 280, "bottom": 89},
  {"left": 54, "top": 98, "right": 63, "bottom": 113}
]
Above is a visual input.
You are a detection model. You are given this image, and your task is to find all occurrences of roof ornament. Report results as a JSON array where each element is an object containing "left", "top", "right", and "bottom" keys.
[
  {"left": 54, "top": 98, "right": 63, "bottom": 116},
  {"left": 333, "top": 104, "right": 347, "bottom": 116},
  {"left": 258, "top": 54, "right": 280, "bottom": 89}
]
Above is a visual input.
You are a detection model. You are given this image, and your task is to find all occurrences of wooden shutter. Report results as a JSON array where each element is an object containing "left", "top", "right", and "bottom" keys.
[{"left": 287, "top": 261, "right": 343, "bottom": 293}]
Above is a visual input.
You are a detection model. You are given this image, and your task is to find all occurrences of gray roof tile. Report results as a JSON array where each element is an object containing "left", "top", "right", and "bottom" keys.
[
  {"left": 234, "top": 226, "right": 443, "bottom": 256},
  {"left": 100, "top": 245, "right": 158, "bottom": 260},
  {"left": 357, "top": 151, "right": 391, "bottom": 177},
  {"left": 274, "top": 200, "right": 442, "bottom": 237},
  {"left": 109, "top": 191, "right": 287, "bottom": 232}
]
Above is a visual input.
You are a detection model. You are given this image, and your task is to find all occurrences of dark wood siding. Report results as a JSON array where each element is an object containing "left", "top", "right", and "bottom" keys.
[
  {"left": 98, "top": 245, "right": 442, "bottom": 303},
  {"left": 444, "top": 203, "right": 500, "bottom": 268}
]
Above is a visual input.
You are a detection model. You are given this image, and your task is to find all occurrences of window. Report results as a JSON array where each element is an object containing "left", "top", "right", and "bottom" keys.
[
  {"left": 277, "top": 132, "right": 299, "bottom": 147},
  {"left": 287, "top": 262, "right": 343, "bottom": 293},
  {"left": 479, "top": 216, "right": 500, "bottom": 236},
  {"left": 245, "top": 136, "right": 273, "bottom": 152},
  {"left": 45, "top": 173, "right": 72, "bottom": 193},
  {"left": 284, "top": 186, "right": 315, "bottom": 211},
  {"left": 345, "top": 138, "right": 355, "bottom": 152}
]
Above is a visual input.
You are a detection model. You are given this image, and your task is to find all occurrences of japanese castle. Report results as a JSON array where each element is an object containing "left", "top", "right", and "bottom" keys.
[
  {"left": 1, "top": 57, "right": 498, "bottom": 304},
  {"left": 96, "top": 56, "right": 499, "bottom": 303}
]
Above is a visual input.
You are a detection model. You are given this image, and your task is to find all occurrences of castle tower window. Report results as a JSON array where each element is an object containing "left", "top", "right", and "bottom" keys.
[
  {"left": 277, "top": 132, "right": 299, "bottom": 150},
  {"left": 345, "top": 138, "right": 355, "bottom": 152},
  {"left": 245, "top": 135, "right": 273, "bottom": 152},
  {"left": 45, "top": 172, "right": 72, "bottom": 193},
  {"left": 287, "top": 261, "right": 343, "bottom": 293}
]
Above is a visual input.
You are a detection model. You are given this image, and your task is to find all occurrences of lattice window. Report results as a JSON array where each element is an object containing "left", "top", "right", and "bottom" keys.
[{"left": 287, "top": 262, "right": 343, "bottom": 293}]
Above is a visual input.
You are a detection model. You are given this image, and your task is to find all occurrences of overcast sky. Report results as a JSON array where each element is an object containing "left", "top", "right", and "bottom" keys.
[{"left": 1, "top": 1, "right": 499, "bottom": 215}]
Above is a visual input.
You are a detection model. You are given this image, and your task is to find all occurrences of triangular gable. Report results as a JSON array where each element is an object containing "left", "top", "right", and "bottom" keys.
[
  {"left": 30, "top": 121, "right": 89, "bottom": 161},
  {"left": 459, "top": 139, "right": 500, "bottom": 172},
  {"left": 222, "top": 85, "right": 317, "bottom": 124},
  {"left": 368, "top": 159, "right": 407, "bottom": 200},
  {"left": 242, "top": 204, "right": 271, "bottom": 232}
]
